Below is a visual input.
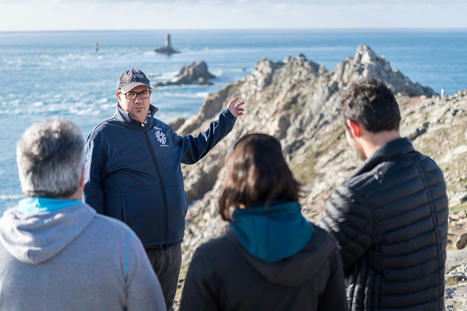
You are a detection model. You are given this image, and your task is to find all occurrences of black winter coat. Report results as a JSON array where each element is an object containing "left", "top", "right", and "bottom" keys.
[
  {"left": 180, "top": 226, "right": 347, "bottom": 311},
  {"left": 320, "top": 137, "right": 448, "bottom": 311}
]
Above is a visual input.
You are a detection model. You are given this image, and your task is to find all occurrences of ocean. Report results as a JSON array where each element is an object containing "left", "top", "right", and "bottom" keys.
[{"left": 1, "top": 29, "right": 466, "bottom": 211}]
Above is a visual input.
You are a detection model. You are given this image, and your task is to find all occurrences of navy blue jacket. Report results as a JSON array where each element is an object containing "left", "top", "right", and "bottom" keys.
[{"left": 84, "top": 105, "right": 236, "bottom": 247}]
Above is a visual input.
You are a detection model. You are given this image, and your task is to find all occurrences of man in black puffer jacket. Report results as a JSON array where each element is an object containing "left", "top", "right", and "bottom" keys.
[{"left": 320, "top": 78, "right": 448, "bottom": 311}]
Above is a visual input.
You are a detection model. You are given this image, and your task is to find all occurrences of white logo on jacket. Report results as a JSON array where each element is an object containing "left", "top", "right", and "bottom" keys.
[{"left": 154, "top": 128, "right": 167, "bottom": 146}]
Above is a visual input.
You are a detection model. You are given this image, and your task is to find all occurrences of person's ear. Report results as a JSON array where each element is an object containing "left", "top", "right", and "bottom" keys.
[
  {"left": 116, "top": 91, "right": 121, "bottom": 102},
  {"left": 346, "top": 119, "right": 361, "bottom": 138},
  {"left": 80, "top": 167, "right": 85, "bottom": 188}
]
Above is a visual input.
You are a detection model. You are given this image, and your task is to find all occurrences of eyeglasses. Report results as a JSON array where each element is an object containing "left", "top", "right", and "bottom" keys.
[{"left": 123, "top": 90, "right": 151, "bottom": 100}]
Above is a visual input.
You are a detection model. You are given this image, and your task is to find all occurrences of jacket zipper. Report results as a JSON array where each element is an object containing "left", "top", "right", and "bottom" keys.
[{"left": 143, "top": 130, "right": 169, "bottom": 243}]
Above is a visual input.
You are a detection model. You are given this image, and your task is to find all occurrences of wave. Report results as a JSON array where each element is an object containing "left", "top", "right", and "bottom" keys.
[
  {"left": 0, "top": 194, "right": 22, "bottom": 200},
  {"left": 58, "top": 53, "right": 95, "bottom": 63},
  {"left": 157, "top": 71, "right": 178, "bottom": 80},
  {"left": 158, "top": 91, "right": 208, "bottom": 99}
]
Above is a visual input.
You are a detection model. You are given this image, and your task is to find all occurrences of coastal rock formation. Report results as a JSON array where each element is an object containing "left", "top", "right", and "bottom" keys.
[
  {"left": 174, "top": 45, "right": 466, "bottom": 309},
  {"left": 154, "top": 61, "right": 215, "bottom": 87},
  {"left": 154, "top": 33, "right": 180, "bottom": 55},
  {"left": 333, "top": 45, "right": 437, "bottom": 97}
]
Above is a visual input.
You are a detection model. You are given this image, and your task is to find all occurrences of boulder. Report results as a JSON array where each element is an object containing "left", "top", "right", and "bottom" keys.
[{"left": 154, "top": 61, "right": 215, "bottom": 87}]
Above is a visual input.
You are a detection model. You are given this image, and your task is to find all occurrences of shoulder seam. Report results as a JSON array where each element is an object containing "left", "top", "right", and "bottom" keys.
[{"left": 86, "top": 116, "right": 116, "bottom": 140}]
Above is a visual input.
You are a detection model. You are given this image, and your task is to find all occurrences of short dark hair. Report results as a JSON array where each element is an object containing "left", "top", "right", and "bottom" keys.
[
  {"left": 339, "top": 78, "right": 401, "bottom": 132},
  {"left": 218, "top": 133, "right": 300, "bottom": 221}
]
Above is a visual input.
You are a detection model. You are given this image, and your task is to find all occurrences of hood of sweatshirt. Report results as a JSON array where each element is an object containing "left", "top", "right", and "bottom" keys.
[
  {"left": 0, "top": 198, "right": 95, "bottom": 264},
  {"left": 227, "top": 202, "right": 335, "bottom": 286},
  {"left": 230, "top": 201, "right": 313, "bottom": 262}
]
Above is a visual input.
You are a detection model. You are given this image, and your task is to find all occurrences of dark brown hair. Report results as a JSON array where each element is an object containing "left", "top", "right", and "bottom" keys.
[
  {"left": 340, "top": 78, "right": 401, "bottom": 132},
  {"left": 218, "top": 133, "right": 300, "bottom": 221}
]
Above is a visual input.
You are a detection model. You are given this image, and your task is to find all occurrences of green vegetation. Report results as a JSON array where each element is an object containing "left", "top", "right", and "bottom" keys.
[
  {"left": 293, "top": 156, "right": 317, "bottom": 181},
  {"left": 450, "top": 204, "right": 467, "bottom": 213},
  {"left": 174, "top": 263, "right": 190, "bottom": 305}
]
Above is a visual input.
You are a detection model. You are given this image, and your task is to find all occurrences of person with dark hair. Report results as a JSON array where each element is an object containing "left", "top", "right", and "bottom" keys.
[
  {"left": 320, "top": 78, "right": 448, "bottom": 310},
  {"left": 181, "top": 133, "right": 347, "bottom": 311},
  {"left": 84, "top": 68, "right": 245, "bottom": 310},
  {"left": 0, "top": 119, "right": 165, "bottom": 311}
]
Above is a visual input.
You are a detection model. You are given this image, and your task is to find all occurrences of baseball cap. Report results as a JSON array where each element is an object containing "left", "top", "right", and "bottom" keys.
[{"left": 117, "top": 68, "right": 151, "bottom": 93}]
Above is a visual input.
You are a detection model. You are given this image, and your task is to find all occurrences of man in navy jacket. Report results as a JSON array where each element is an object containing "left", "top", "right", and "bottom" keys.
[{"left": 84, "top": 68, "right": 244, "bottom": 310}]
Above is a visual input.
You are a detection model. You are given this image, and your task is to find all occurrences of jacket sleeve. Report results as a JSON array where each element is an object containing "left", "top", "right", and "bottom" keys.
[
  {"left": 180, "top": 108, "right": 236, "bottom": 164},
  {"left": 125, "top": 233, "right": 166, "bottom": 311},
  {"left": 317, "top": 240, "right": 348, "bottom": 311},
  {"left": 83, "top": 134, "right": 106, "bottom": 214},
  {"left": 319, "top": 184, "right": 373, "bottom": 273},
  {"left": 180, "top": 247, "right": 219, "bottom": 311}
]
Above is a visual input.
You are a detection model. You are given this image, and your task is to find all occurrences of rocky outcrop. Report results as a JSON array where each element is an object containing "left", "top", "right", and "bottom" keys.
[
  {"left": 446, "top": 249, "right": 467, "bottom": 310},
  {"left": 154, "top": 61, "right": 215, "bottom": 87},
  {"left": 333, "top": 45, "right": 437, "bottom": 97},
  {"left": 175, "top": 45, "right": 466, "bottom": 309}
]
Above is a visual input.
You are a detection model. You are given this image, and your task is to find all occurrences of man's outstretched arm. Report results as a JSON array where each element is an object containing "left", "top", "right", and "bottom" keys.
[{"left": 180, "top": 97, "right": 245, "bottom": 164}]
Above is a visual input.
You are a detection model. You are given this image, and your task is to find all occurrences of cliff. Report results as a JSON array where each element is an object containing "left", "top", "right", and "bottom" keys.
[{"left": 173, "top": 45, "right": 466, "bottom": 308}]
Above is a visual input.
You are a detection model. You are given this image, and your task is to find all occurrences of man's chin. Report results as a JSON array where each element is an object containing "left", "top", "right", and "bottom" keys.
[{"left": 129, "top": 112, "right": 145, "bottom": 123}]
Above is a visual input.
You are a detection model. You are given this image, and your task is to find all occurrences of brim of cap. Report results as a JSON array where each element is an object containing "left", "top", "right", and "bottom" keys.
[{"left": 119, "top": 82, "right": 151, "bottom": 93}]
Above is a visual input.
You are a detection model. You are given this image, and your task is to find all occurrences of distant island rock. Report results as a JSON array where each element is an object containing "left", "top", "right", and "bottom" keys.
[
  {"left": 154, "top": 33, "right": 180, "bottom": 55},
  {"left": 153, "top": 60, "right": 216, "bottom": 87}
]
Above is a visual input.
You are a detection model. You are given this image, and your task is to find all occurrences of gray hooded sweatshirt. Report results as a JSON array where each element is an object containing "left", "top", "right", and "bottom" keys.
[{"left": 0, "top": 199, "right": 166, "bottom": 311}]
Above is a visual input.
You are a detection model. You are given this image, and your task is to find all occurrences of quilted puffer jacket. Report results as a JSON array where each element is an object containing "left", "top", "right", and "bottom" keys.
[{"left": 320, "top": 137, "right": 448, "bottom": 311}]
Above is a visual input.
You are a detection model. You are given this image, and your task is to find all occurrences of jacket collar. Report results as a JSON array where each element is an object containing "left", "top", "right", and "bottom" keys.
[
  {"left": 114, "top": 104, "right": 158, "bottom": 128},
  {"left": 351, "top": 137, "right": 414, "bottom": 177}
]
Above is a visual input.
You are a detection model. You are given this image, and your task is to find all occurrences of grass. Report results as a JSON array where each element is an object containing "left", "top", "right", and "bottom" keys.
[
  {"left": 293, "top": 156, "right": 317, "bottom": 181},
  {"left": 174, "top": 263, "right": 189, "bottom": 306},
  {"left": 450, "top": 204, "right": 467, "bottom": 213}
]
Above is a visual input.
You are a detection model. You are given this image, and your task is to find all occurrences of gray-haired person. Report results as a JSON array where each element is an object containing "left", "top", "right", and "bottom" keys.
[{"left": 0, "top": 119, "right": 166, "bottom": 311}]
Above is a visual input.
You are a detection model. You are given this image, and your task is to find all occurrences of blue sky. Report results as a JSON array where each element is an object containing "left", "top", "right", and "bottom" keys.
[{"left": 0, "top": 0, "right": 466, "bottom": 31}]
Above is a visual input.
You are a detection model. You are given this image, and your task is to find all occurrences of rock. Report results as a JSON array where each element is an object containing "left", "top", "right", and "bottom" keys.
[
  {"left": 332, "top": 45, "right": 437, "bottom": 97},
  {"left": 445, "top": 283, "right": 467, "bottom": 311},
  {"left": 154, "top": 33, "right": 180, "bottom": 55},
  {"left": 447, "top": 264, "right": 467, "bottom": 282},
  {"left": 447, "top": 249, "right": 467, "bottom": 272},
  {"left": 457, "top": 233, "right": 467, "bottom": 250},
  {"left": 168, "top": 117, "right": 185, "bottom": 132},
  {"left": 154, "top": 61, "right": 215, "bottom": 87}
]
